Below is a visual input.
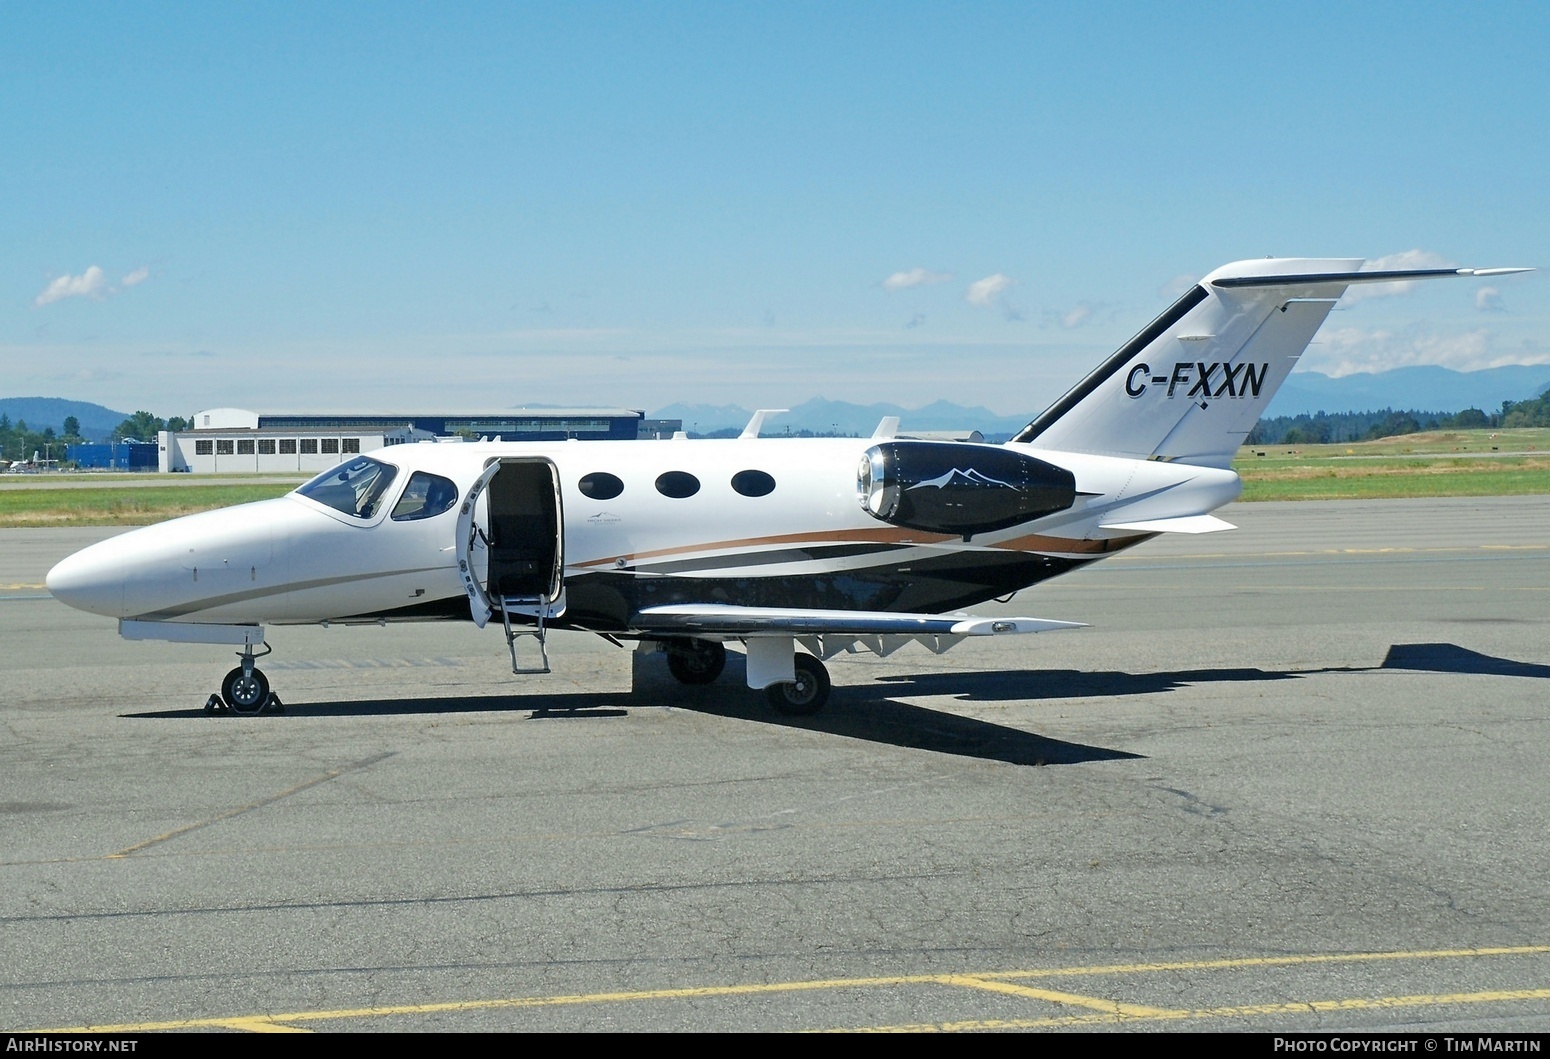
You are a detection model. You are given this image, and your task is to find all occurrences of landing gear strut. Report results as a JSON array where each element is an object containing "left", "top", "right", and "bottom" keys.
[
  {"left": 766, "top": 653, "right": 830, "bottom": 716},
  {"left": 207, "top": 642, "right": 282, "bottom": 715},
  {"left": 665, "top": 638, "right": 727, "bottom": 685}
]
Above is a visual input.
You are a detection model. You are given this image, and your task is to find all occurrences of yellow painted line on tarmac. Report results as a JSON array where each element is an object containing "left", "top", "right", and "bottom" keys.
[
  {"left": 103, "top": 752, "right": 394, "bottom": 858},
  {"left": 28, "top": 944, "right": 1550, "bottom": 1034},
  {"left": 212, "top": 1018, "right": 313, "bottom": 1033},
  {"left": 35, "top": 976, "right": 951, "bottom": 1032},
  {"left": 1, "top": 583, "right": 46, "bottom": 590},
  {"left": 1213, "top": 987, "right": 1550, "bottom": 1017},
  {"left": 991, "top": 944, "right": 1550, "bottom": 980},
  {"left": 937, "top": 975, "right": 1183, "bottom": 1017},
  {"left": 840, "top": 987, "right": 1550, "bottom": 1033}
]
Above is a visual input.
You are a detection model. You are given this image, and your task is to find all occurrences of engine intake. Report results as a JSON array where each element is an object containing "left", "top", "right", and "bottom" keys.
[{"left": 857, "top": 442, "right": 1076, "bottom": 538}]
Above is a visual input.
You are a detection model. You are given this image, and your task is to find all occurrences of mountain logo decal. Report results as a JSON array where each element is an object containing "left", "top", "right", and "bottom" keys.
[{"left": 907, "top": 468, "right": 1019, "bottom": 491}]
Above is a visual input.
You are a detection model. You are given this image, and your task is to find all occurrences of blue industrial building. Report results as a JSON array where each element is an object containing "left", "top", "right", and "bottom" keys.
[{"left": 66, "top": 440, "right": 160, "bottom": 471}]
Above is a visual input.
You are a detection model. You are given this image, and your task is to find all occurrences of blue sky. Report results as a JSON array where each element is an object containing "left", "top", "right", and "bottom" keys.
[{"left": 3, "top": 2, "right": 1545, "bottom": 418}]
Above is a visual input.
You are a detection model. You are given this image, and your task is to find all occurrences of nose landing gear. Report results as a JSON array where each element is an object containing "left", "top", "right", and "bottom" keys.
[{"left": 205, "top": 642, "right": 283, "bottom": 715}]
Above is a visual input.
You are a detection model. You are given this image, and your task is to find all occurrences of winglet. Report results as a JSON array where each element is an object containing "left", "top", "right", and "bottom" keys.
[{"left": 741, "top": 409, "right": 789, "bottom": 439}]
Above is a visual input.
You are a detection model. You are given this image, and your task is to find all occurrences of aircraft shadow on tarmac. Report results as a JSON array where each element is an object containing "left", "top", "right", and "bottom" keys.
[
  {"left": 118, "top": 644, "right": 1543, "bottom": 768},
  {"left": 122, "top": 689, "right": 1136, "bottom": 767},
  {"left": 110, "top": 661, "right": 1320, "bottom": 768},
  {"left": 1379, "top": 642, "right": 1550, "bottom": 679},
  {"left": 121, "top": 693, "right": 630, "bottom": 721},
  {"left": 865, "top": 666, "right": 1301, "bottom": 703},
  {"left": 679, "top": 695, "right": 1140, "bottom": 766}
]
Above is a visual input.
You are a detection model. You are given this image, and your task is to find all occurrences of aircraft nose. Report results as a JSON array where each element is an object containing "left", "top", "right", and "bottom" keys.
[{"left": 47, "top": 544, "right": 125, "bottom": 617}]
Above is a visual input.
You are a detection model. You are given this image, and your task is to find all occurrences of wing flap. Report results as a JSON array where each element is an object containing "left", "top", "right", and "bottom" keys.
[{"left": 631, "top": 603, "right": 1083, "bottom": 637}]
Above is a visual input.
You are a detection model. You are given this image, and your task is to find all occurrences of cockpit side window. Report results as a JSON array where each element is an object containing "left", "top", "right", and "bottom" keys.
[
  {"left": 296, "top": 456, "right": 399, "bottom": 520},
  {"left": 391, "top": 471, "right": 459, "bottom": 521}
]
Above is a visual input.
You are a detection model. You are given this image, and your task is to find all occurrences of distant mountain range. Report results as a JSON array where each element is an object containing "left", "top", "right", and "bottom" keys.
[
  {"left": 657, "top": 365, "right": 1550, "bottom": 436},
  {"left": 1266, "top": 365, "right": 1550, "bottom": 417},
  {"left": 0, "top": 397, "right": 131, "bottom": 441}
]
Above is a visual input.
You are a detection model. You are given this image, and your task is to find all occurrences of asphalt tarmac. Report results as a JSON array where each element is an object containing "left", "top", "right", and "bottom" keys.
[{"left": 2, "top": 495, "right": 1548, "bottom": 1033}]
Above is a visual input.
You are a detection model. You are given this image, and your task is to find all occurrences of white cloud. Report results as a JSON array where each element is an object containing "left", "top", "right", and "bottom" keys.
[
  {"left": 1060, "top": 302, "right": 1094, "bottom": 329},
  {"left": 33, "top": 266, "right": 108, "bottom": 307},
  {"left": 122, "top": 266, "right": 150, "bottom": 287},
  {"left": 1041, "top": 300, "right": 1113, "bottom": 330},
  {"left": 1475, "top": 286, "right": 1505, "bottom": 313},
  {"left": 1341, "top": 249, "right": 1453, "bottom": 305},
  {"left": 883, "top": 267, "right": 953, "bottom": 291},
  {"left": 1301, "top": 324, "right": 1550, "bottom": 377},
  {"left": 965, "top": 273, "right": 1014, "bottom": 306}
]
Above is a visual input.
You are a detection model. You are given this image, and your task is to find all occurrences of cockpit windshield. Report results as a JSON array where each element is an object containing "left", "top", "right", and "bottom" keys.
[{"left": 295, "top": 456, "right": 399, "bottom": 520}]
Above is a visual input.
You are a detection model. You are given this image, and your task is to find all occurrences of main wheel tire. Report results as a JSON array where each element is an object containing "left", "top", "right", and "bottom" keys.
[
  {"left": 222, "top": 666, "right": 271, "bottom": 715},
  {"left": 766, "top": 653, "right": 831, "bottom": 716},
  {"left": 665, "top": 639, "right": 727, "bottom": 685}
]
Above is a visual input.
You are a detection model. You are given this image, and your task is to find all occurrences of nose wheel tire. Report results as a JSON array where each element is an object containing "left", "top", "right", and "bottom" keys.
[
  {"left": 766, "top": 653, "right": 831, "bottom": 716},
  {"left": 222, "top": 666, "right": 271, "bottom": 715},
  {"left": 665, "top": 639, "right": 727, "bottom": 685}
]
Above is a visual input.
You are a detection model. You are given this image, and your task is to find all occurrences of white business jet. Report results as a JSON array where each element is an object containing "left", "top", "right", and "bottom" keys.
[{"left": 47, "top": 258, "right": 1527, "bottom": 715}]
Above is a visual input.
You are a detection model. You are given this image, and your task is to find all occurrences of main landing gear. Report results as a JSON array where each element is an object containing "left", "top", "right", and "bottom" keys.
[
  {"left": 659, "top": 638, "right": 832, "bottom": 716},
  {"left": 665, "top": 638, "right": 727, "bottom": 685},
  {"left": 765, "top": 653, "right": 830, "bottom": 717},
  {"left": 205, "top": 642, "right": 283, "bottom": 715}
]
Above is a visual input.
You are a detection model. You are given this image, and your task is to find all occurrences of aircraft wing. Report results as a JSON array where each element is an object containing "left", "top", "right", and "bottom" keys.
[{"left": 631, "top": 604, "right": 1083, "bottom": 637}]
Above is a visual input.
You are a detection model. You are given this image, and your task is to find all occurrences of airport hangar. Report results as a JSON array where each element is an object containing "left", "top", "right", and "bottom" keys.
[{"left": 153, "top": 407, "right": 684, "bottom": 474}]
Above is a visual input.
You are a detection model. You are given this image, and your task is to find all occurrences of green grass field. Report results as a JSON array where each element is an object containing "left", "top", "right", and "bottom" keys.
[
  {"left": 2, "top": 427, "right": 1546, "bottom": 524},
  {"left": 1233, "top": 427, "right": 1550, "bottom": 501},
  {"left": 0, "top": 484, "right": 296, "bottom": 527}
]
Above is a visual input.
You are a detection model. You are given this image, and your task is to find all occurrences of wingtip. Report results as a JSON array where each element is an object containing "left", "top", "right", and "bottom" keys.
[{"left": 1463, "top": 267, "right": 1535, "bottom": 277}]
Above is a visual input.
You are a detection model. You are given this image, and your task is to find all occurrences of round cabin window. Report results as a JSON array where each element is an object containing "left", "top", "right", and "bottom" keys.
[
  {"left": 731, "top": 469, "right": 776, "bottom": 497},
  {"left": 578, "top": 472, "right": 624, "bottom": 500},
  {"left": 655, "top": 471, "right": 701, "bottom": 499}
]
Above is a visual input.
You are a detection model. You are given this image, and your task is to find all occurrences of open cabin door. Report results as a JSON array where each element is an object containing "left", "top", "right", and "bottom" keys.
[{"left": 456, "top": 458, "right": 565, "bottom": 630}]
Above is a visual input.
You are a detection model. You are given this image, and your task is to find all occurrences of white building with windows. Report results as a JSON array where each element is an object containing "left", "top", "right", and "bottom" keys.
[{"left": 157, "top": 407, "right": 654, "bottom": 473}]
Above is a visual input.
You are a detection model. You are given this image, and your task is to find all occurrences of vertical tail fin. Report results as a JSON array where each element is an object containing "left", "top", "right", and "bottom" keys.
[
  {"left": 1012, "top": 258, "right": 1360, "bottom": 466},
  {"left": 1011, "top": 258, "right": 1527, "bottom": 467}
]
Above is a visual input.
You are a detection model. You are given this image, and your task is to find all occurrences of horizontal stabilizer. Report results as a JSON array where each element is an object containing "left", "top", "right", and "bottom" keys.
[
  {"left": 1098, "top": 514, "right": 1237, "bottom": 534},
  {"left": 1213, "top": 266, "right": 1532, "bottom": 289},
  {"left": 632, "top": 603, "right": 1083, "bottom": 637}
]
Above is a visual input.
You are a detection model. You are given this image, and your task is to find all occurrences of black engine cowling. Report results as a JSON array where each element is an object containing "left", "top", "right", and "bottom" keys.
[{"left": 857, "top": 442, "right": 1076, "bottom": 538}]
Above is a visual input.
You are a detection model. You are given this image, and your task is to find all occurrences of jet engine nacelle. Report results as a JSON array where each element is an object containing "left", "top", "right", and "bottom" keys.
[{"left": 857, "top": 442, "right": 1076, "bottom": 537}]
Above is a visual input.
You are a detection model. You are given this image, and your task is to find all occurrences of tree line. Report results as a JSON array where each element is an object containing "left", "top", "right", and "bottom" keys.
[
  {"left": 0, "top": 411, "right": 191, "bottom": 463},
  {"left": 1246, "top": 387, "right": 1550, "bottom": 446}
]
